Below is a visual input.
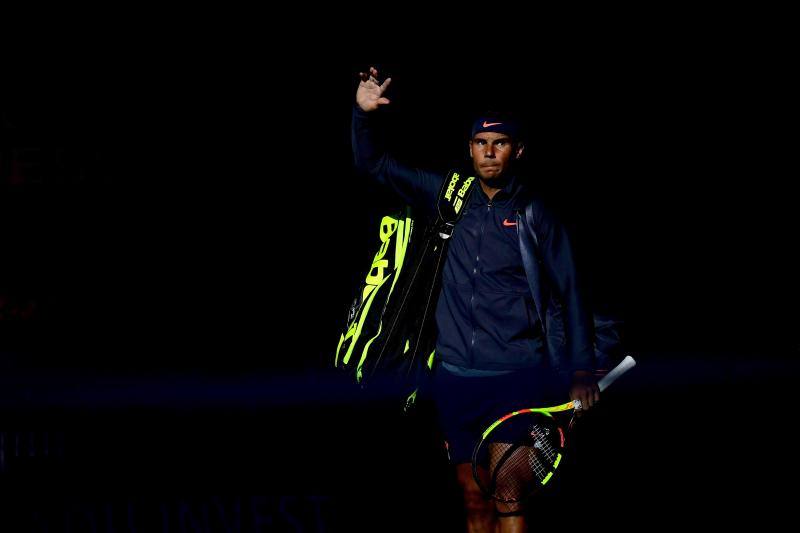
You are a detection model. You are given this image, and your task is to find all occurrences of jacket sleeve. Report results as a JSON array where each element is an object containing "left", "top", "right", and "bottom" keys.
[
  {"left": 351, "top": 105, "right": 442, "bottom": 214},
  {"left": 532, "top": 200, "right": 595, "bottom": 373}
]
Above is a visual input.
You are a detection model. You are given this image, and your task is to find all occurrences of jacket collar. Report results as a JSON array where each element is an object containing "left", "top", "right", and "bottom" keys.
[{"left": 472, "top": 173, "right": 525, "bottom": 207}]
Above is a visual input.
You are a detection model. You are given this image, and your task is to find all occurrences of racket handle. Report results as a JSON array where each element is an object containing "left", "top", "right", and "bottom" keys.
[
  {"left": 572, "top": 355, "right": 637, "bottom": 410},
  {"left": 572, "top": 355, "right": 636, "bottom": 411},
  {"left": 598, "top": 355, "right": 637, "bottom": 392}
]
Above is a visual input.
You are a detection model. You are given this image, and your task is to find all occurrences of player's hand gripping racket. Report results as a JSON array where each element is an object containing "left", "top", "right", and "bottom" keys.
[{"left": 471, "top": 355, "right": 636, "bottom": 505}]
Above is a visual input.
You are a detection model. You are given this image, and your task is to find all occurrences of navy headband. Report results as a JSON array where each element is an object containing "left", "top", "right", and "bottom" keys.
[{"left": 470, "top": 117, "right": 520, "bottom": 140}]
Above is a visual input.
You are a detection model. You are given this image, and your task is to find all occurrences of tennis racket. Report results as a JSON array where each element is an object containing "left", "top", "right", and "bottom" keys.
[{"left": 471, "top": 355, "right": 636, "bottom": 505}]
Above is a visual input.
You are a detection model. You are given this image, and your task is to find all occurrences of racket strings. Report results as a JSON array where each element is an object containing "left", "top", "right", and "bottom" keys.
[
  {"left": 530, "top": 423, "right": 558, "bottom": 465},
  {"left": 488, "top": 443, "right": 537, "bottom": 502},
  {"left": 484, "top": 421, "right": 561, "bottom": 503}
]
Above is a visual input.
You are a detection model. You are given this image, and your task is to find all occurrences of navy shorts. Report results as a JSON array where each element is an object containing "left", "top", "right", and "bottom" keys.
[{"left": 431, "top": 364, "right": 562, "bottom": 465}]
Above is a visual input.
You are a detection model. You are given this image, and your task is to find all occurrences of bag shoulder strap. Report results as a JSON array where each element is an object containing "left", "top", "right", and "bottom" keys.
[
  {"left": 436, "top": 170, "right": 477, "bottom": 239},
  {"left": 524, "top": 201, "right": 540, "bottom": 249}
]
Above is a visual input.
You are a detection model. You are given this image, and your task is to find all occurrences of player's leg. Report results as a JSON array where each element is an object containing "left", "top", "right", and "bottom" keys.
[{"left": 456, "top": 462, "right": 496, "bottom": 533}]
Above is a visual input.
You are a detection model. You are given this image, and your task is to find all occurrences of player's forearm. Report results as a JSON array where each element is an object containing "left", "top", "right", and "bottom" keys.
[
  {"left": 351, "top": 104, "right": 387, "bottom": 176},
  {"left": 351, "top": 105, "right": 441, "bottom": 212}
]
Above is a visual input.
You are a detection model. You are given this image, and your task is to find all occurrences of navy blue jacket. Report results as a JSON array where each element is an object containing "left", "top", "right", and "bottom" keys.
[{"left": 352, "top": 106, "right": 594, "bottom": 374}]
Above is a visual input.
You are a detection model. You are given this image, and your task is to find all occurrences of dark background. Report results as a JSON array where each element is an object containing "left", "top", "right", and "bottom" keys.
[{"left": 1, "top": 21, "right": 797, "bottom": 531}]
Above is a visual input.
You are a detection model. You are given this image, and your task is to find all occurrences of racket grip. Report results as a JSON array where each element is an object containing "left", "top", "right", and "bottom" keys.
[
  {"left": 597, "top": 355, "right": 636, "bottom": 392},
  {"left": 571, "top": 356, "right": 636, "bottom": 410}
]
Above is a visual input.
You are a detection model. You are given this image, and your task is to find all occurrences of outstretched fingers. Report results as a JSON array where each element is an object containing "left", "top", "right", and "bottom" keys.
[
  {"left": 362, "top": 67, "right": 390, "bottom": 89},
  {"left": 356, "top": 67, "right": 392, "bottom": 109}
]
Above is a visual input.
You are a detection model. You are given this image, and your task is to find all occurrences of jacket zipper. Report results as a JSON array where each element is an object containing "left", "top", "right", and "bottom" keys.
[{"left": 469, "top": 199, "right": 492, "bottom": 367}]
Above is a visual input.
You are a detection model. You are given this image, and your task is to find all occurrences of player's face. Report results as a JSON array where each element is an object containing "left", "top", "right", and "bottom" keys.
[{"left": 469, "top": 132, "right": 523, "bottom": 181}]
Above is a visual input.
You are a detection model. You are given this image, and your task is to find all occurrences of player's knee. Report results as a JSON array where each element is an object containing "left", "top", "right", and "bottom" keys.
[
  {"left": 455, "top": 465, "right": 491, "bottom": 513},
  {"left": 458, "top": 479, "right": 491, "bottom": 513},
  {"left": 463, "top": 488, "right": 492, "bottom": 517},
  {"left": 495, "top": 500, "right": 525, "bottom": 517}
]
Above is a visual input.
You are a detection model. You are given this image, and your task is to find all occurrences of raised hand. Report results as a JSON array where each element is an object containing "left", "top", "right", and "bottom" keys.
[{"left": 356, "top": 66, "right": 392, "bottom": 112}]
